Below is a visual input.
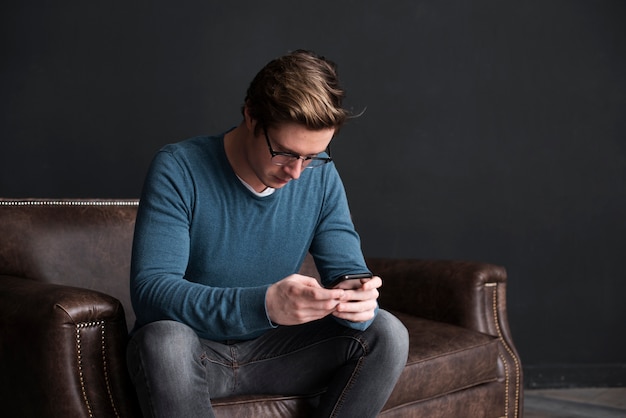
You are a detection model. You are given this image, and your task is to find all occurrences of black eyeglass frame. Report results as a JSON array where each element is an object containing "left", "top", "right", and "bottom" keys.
[{"left": 263, "top": 129, "right": 333, "bottom": 169}]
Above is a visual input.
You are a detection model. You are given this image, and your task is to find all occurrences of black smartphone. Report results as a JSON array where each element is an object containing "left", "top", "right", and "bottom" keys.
[{"left": 326, "top": 273, "right": 373, "bottom": 289}]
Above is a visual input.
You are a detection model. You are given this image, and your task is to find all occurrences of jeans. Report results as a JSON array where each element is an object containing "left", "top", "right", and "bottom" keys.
[{"left": 127, "top": 310, "right": 409, "bottom": 418}]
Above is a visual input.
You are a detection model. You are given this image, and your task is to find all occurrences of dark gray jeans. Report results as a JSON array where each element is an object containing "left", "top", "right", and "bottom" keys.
[{"left": 127, "top": 309, "right": 408, "bottom": 418}]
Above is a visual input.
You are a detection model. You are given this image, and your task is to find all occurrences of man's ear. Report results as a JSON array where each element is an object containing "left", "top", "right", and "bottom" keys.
[{"left": 243, "top": 105, "right": 257, "bottom": 134}]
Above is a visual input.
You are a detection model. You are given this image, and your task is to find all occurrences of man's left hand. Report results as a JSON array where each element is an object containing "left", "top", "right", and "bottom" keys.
[{"left": 332, "top": 275, "right": 381, "bottom": 322}]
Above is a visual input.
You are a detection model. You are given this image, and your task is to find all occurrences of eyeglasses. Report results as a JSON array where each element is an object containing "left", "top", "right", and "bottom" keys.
[{"left": 264, "top": 129, "right": 332, "bottom": 169}]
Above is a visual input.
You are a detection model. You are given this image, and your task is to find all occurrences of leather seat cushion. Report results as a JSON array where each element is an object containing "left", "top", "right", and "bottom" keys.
[{"left": 383, "top": 311, "right": 500, "bottom": 409}]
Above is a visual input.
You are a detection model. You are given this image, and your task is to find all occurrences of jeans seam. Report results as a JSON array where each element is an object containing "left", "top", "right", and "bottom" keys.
[
  {"left": 329, "top": 336, "right": 369, "bottom": 418},
  {"left": 229, "top": 345, "right": 239, "bottom": 393},
  {"left": 329, "top": 335, "right": 369, "bottom": 418},
  {"left": 130, "top": 339, "right": 157, "bottom": 418}
]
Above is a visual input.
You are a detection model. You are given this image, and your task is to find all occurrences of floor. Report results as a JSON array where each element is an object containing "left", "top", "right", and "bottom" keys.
[{"left": 524, "top": 387, "right": 626, "bottom": 418}]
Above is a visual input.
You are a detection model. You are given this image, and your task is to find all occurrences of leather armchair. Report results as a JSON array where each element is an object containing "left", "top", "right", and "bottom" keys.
[{"left": 0, "top": 199, "right": 523, "bottom": 417}]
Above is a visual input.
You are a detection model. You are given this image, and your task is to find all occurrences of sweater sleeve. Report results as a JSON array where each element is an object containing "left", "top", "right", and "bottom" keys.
[
  {"left": 309, "top": 164, "right": 377, "bottom": 331},
  {"left": 130, "top": 149, "right": 275, "bottom": 340}
]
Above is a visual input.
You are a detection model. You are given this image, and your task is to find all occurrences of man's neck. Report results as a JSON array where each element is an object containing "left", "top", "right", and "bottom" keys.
[{"left": 224, "top": 124, "right": 268, "bottom": 193}]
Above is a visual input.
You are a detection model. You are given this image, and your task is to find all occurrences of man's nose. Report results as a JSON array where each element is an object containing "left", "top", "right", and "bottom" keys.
[{"left": 283, "top": 158, "right": 305, "bottom": 180}]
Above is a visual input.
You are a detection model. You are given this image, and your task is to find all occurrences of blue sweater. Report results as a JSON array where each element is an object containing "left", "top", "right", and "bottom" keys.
[{"left": 130, "top": 133, "right": 373, "bottom": 341}]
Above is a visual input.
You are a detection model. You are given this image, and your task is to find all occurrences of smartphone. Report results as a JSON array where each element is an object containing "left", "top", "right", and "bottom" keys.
[{"left": 326, "top": 273, "right": 373, "bottom": 289}]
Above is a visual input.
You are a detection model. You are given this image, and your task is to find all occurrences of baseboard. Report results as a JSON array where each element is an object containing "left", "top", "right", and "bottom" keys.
[{"left": 524, "top": 364, "right": 626, "bottom": 389}]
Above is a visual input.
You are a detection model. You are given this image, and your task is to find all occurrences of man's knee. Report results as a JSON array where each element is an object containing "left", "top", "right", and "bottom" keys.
[
  {"left": 368, "top": 310, "right": 409, "bottom": 361},
  {"left": 128, "top": 320, "right": 202, "bottom": 373}
]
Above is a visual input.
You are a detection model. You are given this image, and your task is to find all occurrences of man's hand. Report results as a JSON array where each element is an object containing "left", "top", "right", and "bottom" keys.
[
  {"left": 332, "top": 275, "right": 381, "bottom": 323},
  {"left": 266, "top": 274, "right": 382, "bottom": 326},
  {"left": 266, "top": 274, "right": 346, "bottom": 325}
]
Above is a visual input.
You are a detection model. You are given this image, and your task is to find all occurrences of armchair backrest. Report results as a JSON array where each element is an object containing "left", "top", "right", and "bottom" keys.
[{"left": 0, "top": 199, "right": 139, "bottom": 329}]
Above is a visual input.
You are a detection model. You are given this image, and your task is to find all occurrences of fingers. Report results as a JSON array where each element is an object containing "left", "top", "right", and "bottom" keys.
[
  {"left": 332, "top": 276, "right": 381, "bottom": 322},
  {"left": 362, "top": 275, "right": 382, "bottom": 290},
  {"left": 288, "top": 274, "right": 346, "bottom": 298},
  {"left": 332, "top": 299, "right": 378, "bottom": 322},
  {"left": 266, "top": 274, "right": 346, "bottom": 325}
]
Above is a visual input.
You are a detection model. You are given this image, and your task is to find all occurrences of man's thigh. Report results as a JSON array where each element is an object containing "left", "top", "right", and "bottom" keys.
[{"left": 201, "top": 315, "right": 366, "bottom": 398}]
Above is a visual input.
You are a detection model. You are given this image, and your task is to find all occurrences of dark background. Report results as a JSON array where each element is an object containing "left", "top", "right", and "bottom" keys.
[{"left": 2, "top": 1, "right": 625, "bottom": 388}]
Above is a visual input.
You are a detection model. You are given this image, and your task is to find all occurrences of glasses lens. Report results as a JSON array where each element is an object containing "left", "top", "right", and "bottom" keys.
[
  {"left": 271, "top": 153, "right": 330, "bottom": 169},
  {"left": 306, "top": 159, "right": 326, "bottom": 168},
  {"left": 271, "top": 155, "right": 296, "bottom": 166}
]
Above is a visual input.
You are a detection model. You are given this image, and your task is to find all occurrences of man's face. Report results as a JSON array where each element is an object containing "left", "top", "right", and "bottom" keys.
[{"left": 249, "top": 122, "right": 334, "bottom": 190}]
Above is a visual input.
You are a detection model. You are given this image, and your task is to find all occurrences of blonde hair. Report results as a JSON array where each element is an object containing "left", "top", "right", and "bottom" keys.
[{"left": 243, "top": 50, "right": 349, "bottom": 135}]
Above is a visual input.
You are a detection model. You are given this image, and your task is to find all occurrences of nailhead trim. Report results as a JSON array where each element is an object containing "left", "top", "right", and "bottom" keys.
[
  {"left": 499, "top": 352, "right": 510, "bottom": 416},
  {"left": 0, "top": 200, "right": 138, "bottom": 206},
  {"left": 489, "top": 284, "right": 522, "bottom": 418},
  {"left": 76, "top": 321, "right": 120, "bottom": 418}
]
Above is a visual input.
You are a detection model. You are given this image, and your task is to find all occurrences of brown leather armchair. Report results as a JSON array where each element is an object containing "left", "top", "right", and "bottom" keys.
[{"left": 0, "top": 199, "right": 523, "bottom": 417}]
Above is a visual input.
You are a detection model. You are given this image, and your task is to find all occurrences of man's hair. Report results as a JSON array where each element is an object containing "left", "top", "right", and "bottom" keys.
[{"left": 243, "top": 50, "right": 349, "bottom": 136}]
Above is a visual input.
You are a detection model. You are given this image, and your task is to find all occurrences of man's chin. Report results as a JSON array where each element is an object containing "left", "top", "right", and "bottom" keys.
[{"left": 270, "top": 176, "right": 291, "bottom": 188}]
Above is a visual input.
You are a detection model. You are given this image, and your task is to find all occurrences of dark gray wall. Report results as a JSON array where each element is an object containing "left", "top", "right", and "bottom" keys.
[{"left": 2, "top": 1, "right": 625, "bottom": 388}]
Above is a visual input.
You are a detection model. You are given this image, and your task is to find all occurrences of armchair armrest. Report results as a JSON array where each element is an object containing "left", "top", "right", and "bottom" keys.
[
  {"left": 367, "top": 258, "right": 524, "bottom": 415},
  {"left": 0, "top": 275, "right": 140, "bottom": 417},
  {"left": 367, "top": 258, "right": 511, "bottom": 339}
]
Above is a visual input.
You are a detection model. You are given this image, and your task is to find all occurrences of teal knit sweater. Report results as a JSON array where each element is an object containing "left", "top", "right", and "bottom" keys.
[{"left": 130, "top": 133, "right": 373, "bottom": 341}]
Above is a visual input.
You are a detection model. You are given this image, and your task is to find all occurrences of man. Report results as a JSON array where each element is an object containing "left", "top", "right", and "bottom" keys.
[{"left": 127, "top": 49, "right": 409, "bottom": 417}]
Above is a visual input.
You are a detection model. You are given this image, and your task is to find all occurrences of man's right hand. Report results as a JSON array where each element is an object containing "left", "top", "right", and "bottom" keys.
[{"left": 265, "top": 274, "right": 346, "bottom": 325}]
